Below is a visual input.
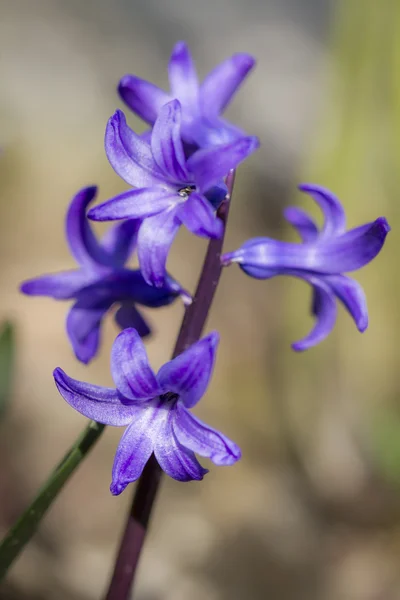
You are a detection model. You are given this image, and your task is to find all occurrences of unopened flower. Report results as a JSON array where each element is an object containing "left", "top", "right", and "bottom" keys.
[
  {"left": 54, "top": 328, "right": 240, "bottom": 494},
  {"left": 21, "top": 187, "right": 187, "bottom": 364},
  {"left": 221, "top": 184, "right": 390, "bottom": 350},
  {"left": 88, "top": 100, "right": 258, "bottom": 286},
  {"left": 119, "top": 40, "right": 255, "bottom": 147}
]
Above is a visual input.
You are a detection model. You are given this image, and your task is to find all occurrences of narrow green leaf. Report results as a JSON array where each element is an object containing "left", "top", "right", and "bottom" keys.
[{"left": 0, "top": 322, "right": 14, "bottom": 418}]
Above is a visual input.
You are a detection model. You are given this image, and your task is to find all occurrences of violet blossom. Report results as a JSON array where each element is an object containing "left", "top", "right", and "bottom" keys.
[
  {"left": 54, "top": 328, "right": 240, "bottom": 494},
  {"left": 21, "top": 186, "right": 187, "bottom": 364},
  {"left": 88, "top": 99, "right": 259, "bottom": 286},
  {"left": 221, "top": 184, "right": 390, "bottom": 351},
  {"left": 119, "top": 40, "right": 255, "bottom": 147}
]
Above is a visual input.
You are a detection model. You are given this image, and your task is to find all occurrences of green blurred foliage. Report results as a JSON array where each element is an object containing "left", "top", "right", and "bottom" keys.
[{"left": 0, "top": 322, "right": 15, "bottom": 419}]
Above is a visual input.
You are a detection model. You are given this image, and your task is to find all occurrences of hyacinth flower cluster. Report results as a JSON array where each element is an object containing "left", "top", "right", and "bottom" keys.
[{"left": 1, "top": 40, "right": 390, "bottom": 595}]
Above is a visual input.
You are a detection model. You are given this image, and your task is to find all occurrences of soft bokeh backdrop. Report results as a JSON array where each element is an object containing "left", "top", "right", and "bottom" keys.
[{"left": 1, "top": 0, "right": 399, "bottom": 598}]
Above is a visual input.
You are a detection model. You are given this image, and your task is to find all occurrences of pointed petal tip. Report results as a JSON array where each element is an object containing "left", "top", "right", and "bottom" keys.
[
  {"left": 110, "top": 479, "right": 128, "bottom": 495},
  {"left": 233, "top": 53, "right": 256, "bottom": 70},
  {"left": 171, "top": 40, "right": 189, "bottom": 56},
  {"left": 204, "top": 330, "right": 220, "bottom": 350},
  {"left": 374, "top": 216, "right": 390, "bottom": 236}
]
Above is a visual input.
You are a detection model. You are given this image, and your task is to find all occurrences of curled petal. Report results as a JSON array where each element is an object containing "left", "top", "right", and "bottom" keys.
[
  {"left": 88, "top": 188, "right": 177, "bottom": 222},
  {"left": 292, "top": 278, "right": 337, "bottom": 351},
  {"left": 168, "top": 41, "right": 199, "bottom": 109},
  {"left": 53, "top": 367, "right": 133, "bottom": 426},
  {"left": 151, "top": 100, "right": 189, "bottom": 182},
  {"left": 299, "top": 184, "right": 346, "bottom": 238},
  {"left": 284, "top": 206, "right": 319, "bottom": 243},
  {"left": 173, "top": 403, "right": 241, "bottom": 466},
  {"left": 100, "top": 219, "right": 141, "bottom": 267},
  {"left": 110, "top": 410, "right": 157, "bottom": 495},
  {"left": 324, "top": 274, "right": 368, "bottom": 332},
  {"left": 137, "top": 207, "right": 181, "bottom": 287},
  {"left": 105, "top": 111, "right": 164, "bottom": 188},
  {"left": 154, "top": 410, "right": 207, "bottom": 481},
  {"left": 66, "top": 298, "right": 113, "bottom": 364},
  {"left": 111, "top": 328, "right": 160, "bottom": 401},
  {"left": 114, "top": 304, "right": 151, "bottom": 338},
  {"left": 200, "top": 53, "right": 255, "bottom": 116},
  {"left": 187, "top": 135, "right": 259, "bottom": 192},
  {"left": 118, "top": 75, "right": 171, "bottom": 124},
  {"left": 177, "top": 193, "right": 223, "bottom": 238},
  {"left": 20, "top": 270, "right": 90, "bottom": 300},
  {"left": 157, "top": 331, "right": 219, "bottom": 408},
  {"left": 66, "top": 186, "right": 112, "bottom": 269}
]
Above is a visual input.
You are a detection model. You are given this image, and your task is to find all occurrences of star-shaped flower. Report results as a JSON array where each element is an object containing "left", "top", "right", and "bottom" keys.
[
  {"left": 21, "top": 186, "right": 187, "bottom": 364},
  {"left": 221, "top": 184, "right": 390, "bottom": 350},
  {"left": 88, "top": 100, "right": 259, "bottom": 286},
  {"left": 118, "top": 40, "right": 255, "bottom": 147},
  {"left": 54, "top": 328, "right": 241, "bottom": 494}
]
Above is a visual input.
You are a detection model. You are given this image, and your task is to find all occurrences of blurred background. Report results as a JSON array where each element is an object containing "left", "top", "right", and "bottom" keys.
[{"left": 0, "top": 0, "right": 399, "bottom": 598}]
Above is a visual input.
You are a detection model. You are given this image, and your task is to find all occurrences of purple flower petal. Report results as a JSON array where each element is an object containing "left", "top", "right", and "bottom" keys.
[
  {"left": 66, "top": 186, "right": 112, "bottom": 269},
  {"left": 168, "top": 41, "right": 199, "bottom": 109},
  {"left": 284, "top": 206, "right": 319, "bottom": 243},
  {"left": 110, "top": 411, "right": 156, "bottom": 494},
  {"left": 200, "top": 53, "right": 255, "bottom": 116},
  {"left": 292, "top": 278, "right": 337, "bottom": 351},
  {"left": 53, "top": 367, "right": 134, "bottom": 426},
  {"left": 187, "top": 135, "right": 259, "bottom": 192},
  {"left": 177, "top": 193, "right": 223, "bottom": 238},
  {"left": 100, "top": 219, "right": 141, "bottom": 267},
  {"left": 173, "top": 403, "right": 241, "bottom": 466},
  {"left": 88, "top": 188, "right": 177, "bottom": 222},
  {"left": 20, "top": 270, "right": 90, "bottom": 299},
  {"left": 324, "top": 274, "right": 368, "bottom": 332},
  {"left": 105, "top": 110, "right": 165, "bottom": 188},
  {"left": 111, "top": 328, "right": 160, "bottom": 401},
  {"left": 118, "top": 75, "right": 171, "bottom": 124},
  {"left": 299, "top": 184, "right": 346, "bottom": 238},
  {"left": 157, "top": 331, "right": 219, "bottom": 408},
  {"left": 154, "top": 410, "right": 207, "bottom": 481},
  {"left": 114, "top": 304, "right": 151, "bottom": 337},
  {"left": 66, "top": 298, "right": 113, "bottom": 364},
  {"left": 151, "top": 100, "right": 189, "bottom": 182},
  {"left": 137, "top": 207, "right": 181, "bottom": 287},
  {"left": 228, "top": 218, "right": 390, "bottom": 274}
]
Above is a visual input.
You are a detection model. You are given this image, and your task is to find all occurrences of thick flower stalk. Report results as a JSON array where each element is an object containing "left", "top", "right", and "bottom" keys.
[
  {"left": 119, "top": 40, "right": 255, "bottom": 147},
  {"left": 21, "top": 186, "right": 187, "bottom": 363},
  {"left": 221, "top": 184, "right": 390, "bottom": 350},
  {"left": 88, "top": 100, "right": 258, "bottom": 286},
  {"left": 54, "top": 328, "right": 240, "bottom": 494}
]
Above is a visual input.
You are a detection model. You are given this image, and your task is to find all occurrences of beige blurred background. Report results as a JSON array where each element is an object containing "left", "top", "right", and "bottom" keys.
[{"left": 1, "top": 0, "right": 399, "bottom": 598}]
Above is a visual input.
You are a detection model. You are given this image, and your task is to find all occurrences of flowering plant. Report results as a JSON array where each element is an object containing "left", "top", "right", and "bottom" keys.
[{"left": 0, "top": 40, "right": 390, "bottom": 598}]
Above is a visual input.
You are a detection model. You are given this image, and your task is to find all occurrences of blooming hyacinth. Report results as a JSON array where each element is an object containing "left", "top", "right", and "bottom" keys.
[
  {"left": 54, "top": 328, "right": 240, "bottom": 494},
  {"left": 119, "top": 40, "right": 255, "bottom": 147},
  {"left": 221, "top": 184, "right": 390, "bottom": 350},
  {"left": 21, "top": 187, "right": 187, "bottom": 364},
  {"left": 88, "top": 99, "right": 259, "bottom": 286}
]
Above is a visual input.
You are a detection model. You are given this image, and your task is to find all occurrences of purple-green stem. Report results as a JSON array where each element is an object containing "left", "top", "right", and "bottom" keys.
[{"left": 104, "top": 171, "right": 235, "bottom": 600}]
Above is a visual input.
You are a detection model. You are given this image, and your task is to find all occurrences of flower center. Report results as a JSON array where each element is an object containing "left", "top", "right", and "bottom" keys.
[
  {"left": 178, "top": 185, "right": 196, "bottom": 199},
  {"left": 160, "top": 392, "right": 179, "bottom": 405}
]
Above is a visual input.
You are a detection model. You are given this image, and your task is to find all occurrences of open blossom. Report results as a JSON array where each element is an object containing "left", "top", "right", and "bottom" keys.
[
  {"left": 221, "top": 184, "right": 390, "bottom": 351},
  {"left": 21, "top": 187, "right": 187, "bottom": 364},
  {"left": 54, "top": 328, "right": 241, "bottom": 494},
  {"left": 88, "top": 99, "right": 259, "bottom": 286},
  {"left": 119, "top": 40, "right": 255, "bottom": 147}
]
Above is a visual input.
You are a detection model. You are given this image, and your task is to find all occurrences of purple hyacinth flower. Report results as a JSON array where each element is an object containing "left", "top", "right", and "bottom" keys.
[
  {"left": 54, "top": 329, "right": 241, "bottom": 494},
  {"left": 118, "top": 40, "right": 255, "bottom": 147},
  {"left": 21, "top": 187, "right": 188, "bottom": 364},
  {"left": 88, "top": 100, "right": 259, "bottom": 286},
  {"left": 221, "top": 184, "right": 390, "bottom": 351}
]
